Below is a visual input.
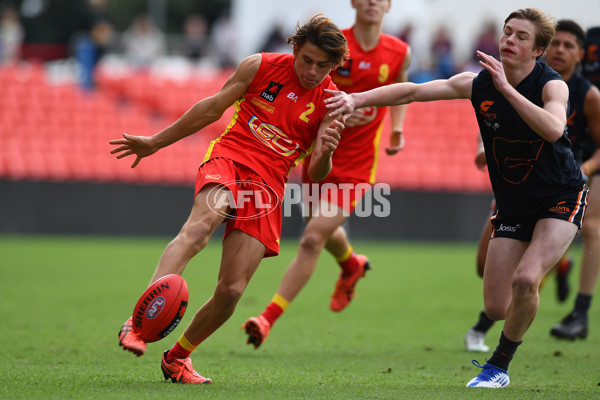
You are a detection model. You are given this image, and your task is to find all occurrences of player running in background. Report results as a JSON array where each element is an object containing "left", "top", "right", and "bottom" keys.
[
  {"left": 582, "top": 26, "right": 600, "bottom": 87},
  {"left": 325, "top": 8, "right": 588, "bottom": 388},
  {"left": 547, "top": 20, "right": 600, "bottom": 341},
  {"left": 243, "top": 0, "right": 411, "bottom": 349},
  {"left": 110, "top": 14, "right": 348, "bottom": 384}
]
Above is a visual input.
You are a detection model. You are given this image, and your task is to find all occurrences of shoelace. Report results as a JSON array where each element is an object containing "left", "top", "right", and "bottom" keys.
[
  {"left": 173, "top": 367, "right": 185, "bottom": 381},
  {"left": 471, "top": 360, "right": 507, "bottom": 383},
  {"left": 172, "top": 359, "right": 197, "bottom": 381},
  {"left": 122, "top": 323, "right": 133, "bottom": 334}
]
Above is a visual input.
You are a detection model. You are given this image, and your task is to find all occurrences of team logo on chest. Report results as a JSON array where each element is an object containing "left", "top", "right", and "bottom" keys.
[
  {"left": 248, "top": 116, "right": 299, "bottom": 157},
  {"left": 261, "top": 81, "right": 284, "bottom": 102},
  {"left": 479, "top": 100, "right": 499, "bottom": 130}
]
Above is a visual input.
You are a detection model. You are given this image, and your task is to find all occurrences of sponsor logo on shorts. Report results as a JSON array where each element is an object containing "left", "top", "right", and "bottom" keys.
[
  {"left": 205, "top": 174, "right": 221, "bottom": 180},
  {"left": 549, "top": 201, "right": 571, "bottom": 214},
  {"left": 146, "top": 296, "right": 165, "bottom": 319},
  {"left": 497, "top": 223, "right": 521, "bottom": 233}
]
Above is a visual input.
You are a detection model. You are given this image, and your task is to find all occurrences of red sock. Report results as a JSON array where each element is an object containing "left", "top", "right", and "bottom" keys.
[
  {"left": 167, "top": 341, "right": 191, "bottom": 362},
  {"left": 261, "top": 302, "right": 284, "bottom": 326}
]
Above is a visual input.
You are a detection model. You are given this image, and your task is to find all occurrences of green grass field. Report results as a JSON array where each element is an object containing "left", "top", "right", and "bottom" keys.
[{"left": 1, "top": 235, "right": 599, "bottom": 399}]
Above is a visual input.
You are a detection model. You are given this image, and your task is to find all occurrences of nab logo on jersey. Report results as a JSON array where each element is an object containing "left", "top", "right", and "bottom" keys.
[
  {"left": 261, "top": 81, "right": 283, "bottom": 102},
  {"left": 337, "top": 59, "right": 353, "bottom": 77}
]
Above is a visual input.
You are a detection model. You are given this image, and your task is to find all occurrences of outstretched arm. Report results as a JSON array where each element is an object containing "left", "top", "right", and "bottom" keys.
[
  {"left": 325, "top": 71, "right": 475, "bottom": 123},
  {"left": 109, "top": 54, "right": 261, "bottom": 167}
]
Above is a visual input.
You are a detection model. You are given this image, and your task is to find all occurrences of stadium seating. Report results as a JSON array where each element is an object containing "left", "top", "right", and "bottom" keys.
[{"left": 0, "top": 63, "right": 491, "bottom": 192}]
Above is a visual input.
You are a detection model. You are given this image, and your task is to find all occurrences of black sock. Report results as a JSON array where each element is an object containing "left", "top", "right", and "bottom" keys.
[
  {"left": 487, "top": 331, "right": 522, "bottom": 371},
  {"left": 574, "top": 293, "right": 592, "bottom": 317},
  {"left": 472, "top": 310, "right": 495, "bottom": 333}
]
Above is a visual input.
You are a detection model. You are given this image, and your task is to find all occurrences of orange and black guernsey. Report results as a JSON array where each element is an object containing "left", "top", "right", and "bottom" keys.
[
  {"left": 471, "top": 62, "right": 587, "bottom": 215},
  {"left": 203, "top": 52, "right": 338, "bottom": 199}
]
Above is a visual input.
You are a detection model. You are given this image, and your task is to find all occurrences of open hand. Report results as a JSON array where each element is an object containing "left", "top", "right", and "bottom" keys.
[
  {"left": 109, "top": 133, "right": 158, "bottom": 168},
  {"left": 324, "top": 89, "right": 356, "bottom": 123},
  {"left": 477, "top": 51, "right": 510, "bottom": 93}
]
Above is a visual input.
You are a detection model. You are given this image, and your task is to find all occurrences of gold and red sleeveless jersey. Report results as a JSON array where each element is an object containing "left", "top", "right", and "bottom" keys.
[
  {"left": 305, "top": 27, "right": 408, "bottom": 184},
  {"left": 204, "top": 52, "right": 337, "bottom": 198}
]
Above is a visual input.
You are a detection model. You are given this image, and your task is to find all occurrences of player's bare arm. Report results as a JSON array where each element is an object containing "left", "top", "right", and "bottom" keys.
[
  {"left": 340, "top": 49, "right": 411, "bottom": 131},
  {"left": 477, "top": 50, "right": 568, "bottom": 143},
  {"left": 514, "top": 79, "right": 568, "bottom": 143},
  {"left": 109, "top": 54, "right": 261, "bottom": 168},
  {"left": 325, "top": 71, "right": 474, "bottom": 122},
  {"left": 307, "top": 116, "right": 344, "bottom": 182},
  {"left": 386, "top": 45, "right": 412, "bottom": 155},
  {"left": 581, "top": 85, "right": 600, "bottom": 175}
]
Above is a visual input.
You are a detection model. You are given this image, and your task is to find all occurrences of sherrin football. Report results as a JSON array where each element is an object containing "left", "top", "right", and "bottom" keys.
[{"left": 132, "top": 274, "right": 189, "bottom": 343}]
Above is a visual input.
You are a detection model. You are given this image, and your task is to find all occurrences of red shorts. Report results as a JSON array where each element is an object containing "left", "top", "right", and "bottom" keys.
[
  {"left": 302, "top": 170, "right": 368, "bottom": 214},
  {"left": 302, "top": 181, "right": 368, "bottom": 214},
  {"left": 195, "top": 158, "right": 281, "bottom": 257}
]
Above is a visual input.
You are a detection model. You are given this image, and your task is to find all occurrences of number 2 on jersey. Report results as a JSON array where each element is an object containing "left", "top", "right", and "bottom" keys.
[{"left": 299, "top": 102, "right": 315, "bottom": 123}]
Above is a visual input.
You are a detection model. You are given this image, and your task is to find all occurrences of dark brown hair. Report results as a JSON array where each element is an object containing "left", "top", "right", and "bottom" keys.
[
  {"left": 287, "top": 14, "right": 349, "bottom": 68},
  {"left": 556, "top": 19, "right": 586, "bottom": 48}
]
